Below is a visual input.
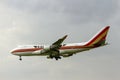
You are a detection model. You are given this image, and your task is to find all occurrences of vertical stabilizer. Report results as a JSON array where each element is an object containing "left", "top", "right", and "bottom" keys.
[{"left": 85, "top": 26, "right": 110, "bottom": 46}]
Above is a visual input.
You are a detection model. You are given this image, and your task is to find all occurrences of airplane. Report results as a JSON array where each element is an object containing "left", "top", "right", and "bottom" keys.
[{"left": 10, "top": 26, "right": 110, "bottom": 61}]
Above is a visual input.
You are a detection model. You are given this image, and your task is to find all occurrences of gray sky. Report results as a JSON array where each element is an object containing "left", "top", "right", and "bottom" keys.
[{"left": 0, "top": 0, "right": 120, "bottom": 80}]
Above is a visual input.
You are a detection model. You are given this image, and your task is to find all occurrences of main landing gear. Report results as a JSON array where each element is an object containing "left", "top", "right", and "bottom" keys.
[
  {"left": 19, "top": 56, "right": 22, "bottom": 61},
  {"left": 47, "top": 55, "right": 61, "bottom": 60},
  {"left": 49, "top": 54, "right": 61, "bottom": 60},
  {"left": 55, "top": 56, "right": 61, "bottom": 60}
]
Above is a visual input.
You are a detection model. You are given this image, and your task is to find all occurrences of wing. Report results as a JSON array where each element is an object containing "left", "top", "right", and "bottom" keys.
[
  {"left": 51, "top": 35, "right": 68, "bottom": 49},
  {"left": 40, "top": 35, "right": 68, "bottom": 60}
]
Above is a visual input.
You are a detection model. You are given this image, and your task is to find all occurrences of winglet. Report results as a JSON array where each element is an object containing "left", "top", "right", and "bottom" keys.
[{"left": 85, "top": 26, "right": 110, "bottom": 46}]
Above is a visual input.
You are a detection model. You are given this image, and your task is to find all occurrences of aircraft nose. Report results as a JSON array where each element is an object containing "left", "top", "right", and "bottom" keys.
[
  {"left": 10, "top": 50, "right": 14, "bottom": 54},
  {"left": 10, "top": 49, "right": 16, "bottom": 54}
]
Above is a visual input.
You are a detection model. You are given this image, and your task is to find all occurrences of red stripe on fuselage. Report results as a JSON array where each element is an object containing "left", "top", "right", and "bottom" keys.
[
  {"left": 11, "top": 45, "right": 94, "bottom": 54},
  {"left": 11, "top": 48, "right": 42, "bottom": 54}
]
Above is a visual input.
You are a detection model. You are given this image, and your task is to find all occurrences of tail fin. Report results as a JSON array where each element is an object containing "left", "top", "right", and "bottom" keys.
[{"left": 85, "top": 26, "right": 110, "bottom": 46}]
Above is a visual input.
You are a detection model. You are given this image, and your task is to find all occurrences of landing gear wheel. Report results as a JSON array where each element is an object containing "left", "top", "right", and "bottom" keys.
[
  {"left": 55, "top": 57, "right": 58, "bottom": 60},
  {"left": 55, "top": 56, "right": 61, "bottom": 60},
  {"left": 19, "top": 56, "right": 22, "bottom": 61},
  {"left": 50, "top": 55, "right": 53, "bottom": 59},
  {"left": 57, "top": 56, "right": 61, "bottom": 59}
]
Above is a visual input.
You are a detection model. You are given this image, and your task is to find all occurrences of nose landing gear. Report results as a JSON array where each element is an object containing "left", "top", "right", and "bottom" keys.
[{"left": 19, "top": 56, "right": 22, "bottom": 61}]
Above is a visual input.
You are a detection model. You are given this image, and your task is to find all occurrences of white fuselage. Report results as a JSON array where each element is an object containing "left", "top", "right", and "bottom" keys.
[
  {"left": 11, "top": 43, "right": 94, "bottom": 57},
  {"left": 10, "top": 26, "right": 110, "bottom": 60}
]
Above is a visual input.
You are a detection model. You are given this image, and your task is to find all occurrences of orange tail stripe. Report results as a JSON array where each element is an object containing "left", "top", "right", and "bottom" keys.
[{"left": 85, "top": 26, "right": 110, "bottom": 46}]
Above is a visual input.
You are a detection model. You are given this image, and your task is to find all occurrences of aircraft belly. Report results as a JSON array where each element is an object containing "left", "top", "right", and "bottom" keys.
[{"left": 60, "top": 48, "right": 90, "bottom": 54}]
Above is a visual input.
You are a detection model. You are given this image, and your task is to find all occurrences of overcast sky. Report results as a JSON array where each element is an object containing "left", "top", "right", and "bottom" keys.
[{"left": 0, "top": 0, "right": 120, "bottom": 80}]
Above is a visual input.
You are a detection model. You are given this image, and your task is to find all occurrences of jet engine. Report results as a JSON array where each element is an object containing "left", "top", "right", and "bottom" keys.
[{"left": 62, "top": 54, "right": 73, "bottom": 57}]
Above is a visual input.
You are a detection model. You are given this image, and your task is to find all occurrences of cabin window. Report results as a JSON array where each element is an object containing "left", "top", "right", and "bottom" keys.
[
  {"left": 34, "top": 46, "right": 43, "bottom": 48},
  {"left": 34, "top": 46, "right": 37, "bottom": 48}
]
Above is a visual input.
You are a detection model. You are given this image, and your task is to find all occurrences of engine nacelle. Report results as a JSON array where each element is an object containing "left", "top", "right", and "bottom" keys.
[
  {"left": 62, "top": 54, "right": 73, "bottom": 57},
  {"left": 47, "top": 55, "right": 53, "bottom": 59}
]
